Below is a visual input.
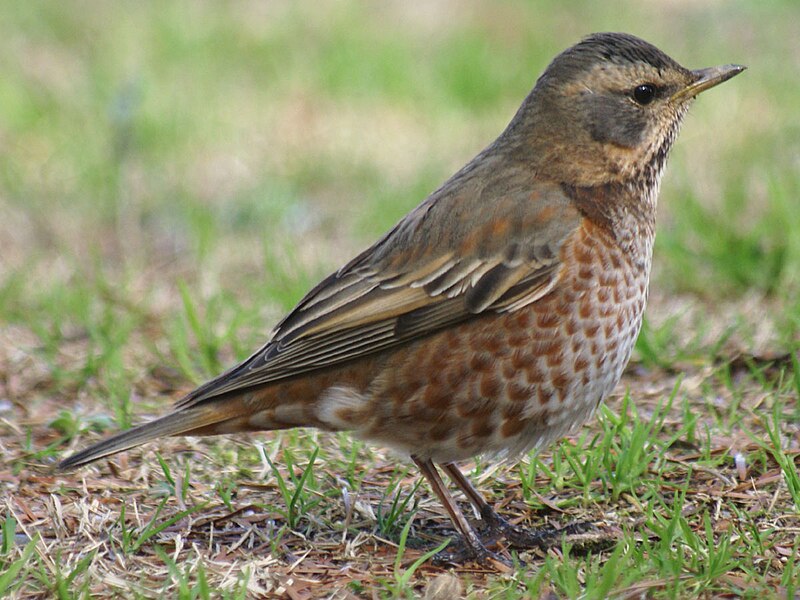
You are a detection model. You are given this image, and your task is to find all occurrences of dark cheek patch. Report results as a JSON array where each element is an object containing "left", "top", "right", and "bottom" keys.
[{"left": 586, "top": 94, "right": 647, "bottom": 148}]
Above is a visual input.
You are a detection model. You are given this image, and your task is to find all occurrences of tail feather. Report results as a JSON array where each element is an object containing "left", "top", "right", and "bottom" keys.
[{"left": 58, "top": 402, "right": 246, "bottom": 470}]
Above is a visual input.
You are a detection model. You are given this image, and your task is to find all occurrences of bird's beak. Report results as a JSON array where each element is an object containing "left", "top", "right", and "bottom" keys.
[{"left": 671, "top": 64, "right": 746, "bottom": 103}]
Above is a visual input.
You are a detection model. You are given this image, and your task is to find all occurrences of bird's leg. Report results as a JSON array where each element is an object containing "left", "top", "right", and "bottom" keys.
[
  {"left": 411, "top": 456, "right": 508, "bottom": 565},
  {"left": 442, "top": 462, "right": 595, "bottom": 549},
  {"left": 440, "top": 462, "right": 539, "bottom": 547}
]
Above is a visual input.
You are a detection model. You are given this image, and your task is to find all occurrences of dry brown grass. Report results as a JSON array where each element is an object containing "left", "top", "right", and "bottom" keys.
[{"left": 4, "top": 295, "right": 799, "bottom": 597}]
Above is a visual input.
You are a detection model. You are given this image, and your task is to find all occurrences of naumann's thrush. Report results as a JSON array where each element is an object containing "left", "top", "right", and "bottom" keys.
[{"left": 61, "top": 33, "right": 744, "bottom": 562}]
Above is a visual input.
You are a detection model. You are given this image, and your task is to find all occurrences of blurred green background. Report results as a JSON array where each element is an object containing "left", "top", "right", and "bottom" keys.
[
  {"left": 1, "top": 0, "right": 798, "bottom": 399},
  {"left": 2, "top": 2, "right": 799, "bottom": 597}
]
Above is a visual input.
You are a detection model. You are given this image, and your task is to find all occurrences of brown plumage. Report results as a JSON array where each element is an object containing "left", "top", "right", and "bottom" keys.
[{"left": 60, "top": 33, "right": 744, "bottom": 563}]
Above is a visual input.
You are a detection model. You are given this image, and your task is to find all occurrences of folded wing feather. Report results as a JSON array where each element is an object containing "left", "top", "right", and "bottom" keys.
[{"left": 175, "top": 179, "right": 581, "bottom": 409}]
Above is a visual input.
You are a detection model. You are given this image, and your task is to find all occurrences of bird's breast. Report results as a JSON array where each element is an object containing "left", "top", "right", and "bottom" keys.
[{"left": 328, "top": 218, "right": 652, "bottom": 463}]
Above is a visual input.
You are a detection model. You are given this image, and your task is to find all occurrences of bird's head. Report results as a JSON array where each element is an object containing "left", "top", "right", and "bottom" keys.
[{"left": 507, "top": 32, "right": 745, "bottom": 189}]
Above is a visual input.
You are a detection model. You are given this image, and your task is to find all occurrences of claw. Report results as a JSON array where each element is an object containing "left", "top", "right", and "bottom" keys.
[
  {"left": 479, "top": 508, "right": 617, "bottom": 553},
  {"left": 431, "top": 538, "right": 514, "bottom": 570}
]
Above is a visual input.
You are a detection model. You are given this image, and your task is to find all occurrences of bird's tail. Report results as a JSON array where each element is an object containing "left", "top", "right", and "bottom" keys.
[{"left": 58, "top": 399, "right": 250, "bottom": 470}]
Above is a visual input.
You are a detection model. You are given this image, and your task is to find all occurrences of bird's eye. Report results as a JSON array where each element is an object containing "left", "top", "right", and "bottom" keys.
[{"left": 632, "top": 84, "right": 657, "bottom": 105}]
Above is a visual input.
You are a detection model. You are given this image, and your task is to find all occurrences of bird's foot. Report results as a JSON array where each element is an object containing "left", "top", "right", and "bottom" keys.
[
  {"left": 479, "top": 506, "right": 616, "bottom": 552},
  {"left": 431, "top": 538, "right": 514, "bottom": 570}
]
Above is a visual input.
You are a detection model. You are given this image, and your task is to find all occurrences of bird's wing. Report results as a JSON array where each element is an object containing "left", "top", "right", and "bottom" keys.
[{"left": 175, "top": 178, "right": 581, "bottom": 409}]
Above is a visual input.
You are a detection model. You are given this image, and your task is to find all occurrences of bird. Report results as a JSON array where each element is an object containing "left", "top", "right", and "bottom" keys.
[{"left": 59, "top": 32, "right": 744, "bottom": 563}]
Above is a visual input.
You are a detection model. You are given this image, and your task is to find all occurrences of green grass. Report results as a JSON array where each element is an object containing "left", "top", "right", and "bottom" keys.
[{"left": 1, "top": 1, "right": 799, "bottom": 597}]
